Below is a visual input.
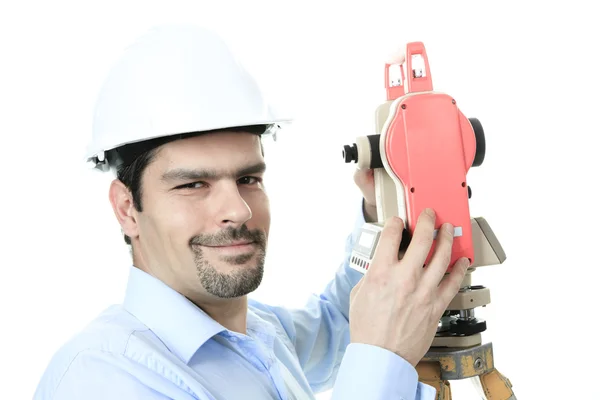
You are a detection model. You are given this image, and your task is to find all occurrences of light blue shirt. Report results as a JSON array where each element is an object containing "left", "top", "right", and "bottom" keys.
[{"left": 33, "top": 205, "right": 435, "bottom": 399}]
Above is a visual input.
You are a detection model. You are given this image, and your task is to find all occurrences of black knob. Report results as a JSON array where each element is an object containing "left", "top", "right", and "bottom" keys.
[
  {"left": 469, "top": 118, "right": 486, "bottom": 167},
  {"left": 468, "top": 186, "right": 472, "bottom": 199},
  {"left": 343, "top": 144, "right": 358, "bottom": 163},
  {"left": 449, "top": 317, "right": 487, "bottom": 336}
]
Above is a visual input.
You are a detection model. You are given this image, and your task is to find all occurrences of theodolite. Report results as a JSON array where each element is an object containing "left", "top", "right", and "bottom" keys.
[{"left": 342, "top": 42, "right": 516, "bottom": 399}]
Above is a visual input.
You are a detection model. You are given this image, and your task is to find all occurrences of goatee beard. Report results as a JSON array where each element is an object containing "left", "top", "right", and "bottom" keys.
[{"left": 190, "top": 225, "right": 267, "bottom": 298}]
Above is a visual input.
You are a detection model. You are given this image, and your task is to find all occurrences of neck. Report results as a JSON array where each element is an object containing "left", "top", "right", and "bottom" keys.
[
  {"left": 192, "top": 295, "right": 249, "bottom": 335},
  {"left": 132, "top": 246, "right": 250, "bottom": 335}
]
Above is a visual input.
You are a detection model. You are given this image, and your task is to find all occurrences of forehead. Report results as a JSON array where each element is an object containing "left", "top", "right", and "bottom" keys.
[{"left": 158, "top": 131, "right": 262, "bottom": 165}]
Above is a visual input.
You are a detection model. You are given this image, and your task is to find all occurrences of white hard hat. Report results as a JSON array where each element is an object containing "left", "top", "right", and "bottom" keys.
[{"left": 85, "top": 24, "right": 292, "bottom": 171}]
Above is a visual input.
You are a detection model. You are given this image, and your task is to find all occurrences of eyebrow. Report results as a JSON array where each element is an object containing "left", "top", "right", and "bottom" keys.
[{"left": 161, "top": 162, "right": 267, "bottom": 184}]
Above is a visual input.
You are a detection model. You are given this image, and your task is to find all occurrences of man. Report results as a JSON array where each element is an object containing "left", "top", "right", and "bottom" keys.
[{"left": 34, "top": 24, "right": 469, "bottom": 399}]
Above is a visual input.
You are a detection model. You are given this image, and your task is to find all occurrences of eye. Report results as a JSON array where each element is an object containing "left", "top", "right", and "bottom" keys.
[
  {"left": 175, "top": 181, "right": 206, "bottom": 190},
  {"left": 238, "top": 176, "right": 262, "bottom": 185}
]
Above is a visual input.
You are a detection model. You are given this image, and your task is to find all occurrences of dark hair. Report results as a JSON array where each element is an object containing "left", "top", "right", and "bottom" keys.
[{"left": 110, "top": 125, "right": 269, "bottom": 245}]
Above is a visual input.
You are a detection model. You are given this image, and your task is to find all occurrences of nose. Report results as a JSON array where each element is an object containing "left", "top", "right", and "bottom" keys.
[{"left": 214, "top": 183, "right": 252, "bottom": 228}]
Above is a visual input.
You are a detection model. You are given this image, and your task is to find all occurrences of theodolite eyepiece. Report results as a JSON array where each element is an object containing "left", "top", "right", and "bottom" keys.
[
  {"left": 342, "top": 144, "right": 358, "bottom": 163},
  {"left": 342, "top": 135, "right": 384, "bottom": 169}
]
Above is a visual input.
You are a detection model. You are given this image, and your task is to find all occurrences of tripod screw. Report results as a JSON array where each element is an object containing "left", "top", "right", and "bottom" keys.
[{"left": 474, "top": 358, "right": 483, "bottom": 370}]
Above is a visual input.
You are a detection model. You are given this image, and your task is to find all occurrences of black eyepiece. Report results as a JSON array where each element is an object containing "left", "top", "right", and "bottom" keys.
[{"left": 343, "top": 143, "right": 358, "bottom": 163}]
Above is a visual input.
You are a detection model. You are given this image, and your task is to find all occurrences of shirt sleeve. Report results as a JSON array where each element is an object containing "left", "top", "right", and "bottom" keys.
[
  {"left": 249, "top": 198, "right": 373, "bottom": 392},
  {"left": 330, "top": 343, "right": 437, "bottom": 400}
]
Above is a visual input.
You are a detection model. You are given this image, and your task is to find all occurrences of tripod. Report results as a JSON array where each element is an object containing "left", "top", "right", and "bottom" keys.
[{"left": 417, "top": 345, "right": 515, "bottom": 400}]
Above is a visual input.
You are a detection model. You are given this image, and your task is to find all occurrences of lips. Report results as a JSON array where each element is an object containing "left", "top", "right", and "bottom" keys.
[{"left": 205, "top": 241, "right": 254, "bottom": 248}]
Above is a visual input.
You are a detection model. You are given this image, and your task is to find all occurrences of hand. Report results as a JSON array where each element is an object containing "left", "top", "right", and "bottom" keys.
[
  {"left": 354, "top": 168, "right": 377, "bottom": 222},
  {"left": 348, "top": 208, "right": 470, "bottom": 367}
]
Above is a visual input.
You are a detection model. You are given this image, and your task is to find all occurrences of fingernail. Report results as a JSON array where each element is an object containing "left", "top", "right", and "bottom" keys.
[
  {"left": 424, "top": 208, "right": 435, "bottom": 217},
  {"left": 444, "top": 223, "right": 454, "bottom": 234}
]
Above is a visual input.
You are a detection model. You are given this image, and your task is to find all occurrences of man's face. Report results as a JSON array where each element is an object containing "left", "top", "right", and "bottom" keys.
[{"left": 133, "top": 131, "right": 270, "bottom": 300}]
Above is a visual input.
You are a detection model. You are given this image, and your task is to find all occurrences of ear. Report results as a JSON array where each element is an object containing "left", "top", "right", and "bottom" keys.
[{"left": 108, "top": 179, "right": 139, "bottom": 240}]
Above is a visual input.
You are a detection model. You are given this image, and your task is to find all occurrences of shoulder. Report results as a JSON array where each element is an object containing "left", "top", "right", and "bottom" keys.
[
  {"left": 34, "top": 305, "right": 176, "bottom": 399},
  {"left": 43, "top": 304, "right": 151, "bottom": 361}
]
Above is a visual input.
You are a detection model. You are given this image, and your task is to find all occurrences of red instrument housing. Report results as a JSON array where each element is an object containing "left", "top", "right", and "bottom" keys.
[{"left": 382, "top": 42, "right": 476, "bottom": 268}]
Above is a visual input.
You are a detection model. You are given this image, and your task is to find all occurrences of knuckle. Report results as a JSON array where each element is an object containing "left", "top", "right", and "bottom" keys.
[
  {"left": 419, "top": 208, "right": 435, "bottom": 221},
  {"left": 416, "top": 234, "right": 433, "bottom": 248},
  {"left": 415, "top": 288, "right": 433, "bottom": 306},
  {"left": 397, "top": 274, "right": 418, "bottom": 294},
  {"left": 380, "top": 218, "right": 404, "bottom": 241},
  {"left": 442, "top": 225, "right": 454, "bottom": 240},
  {"left": 438, "top": 250, "right": 452, "bottom": 267},
  {"left": 437, "top": 227, "right": 453, "bottom": 245}
]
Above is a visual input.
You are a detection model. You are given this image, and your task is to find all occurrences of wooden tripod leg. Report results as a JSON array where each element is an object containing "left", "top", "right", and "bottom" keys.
[
  {"left": 479, "top": 368, "right": 516, "bottom": 400},
  {"left": 416, "top": 361, "right": 452, "bottom": 400}
]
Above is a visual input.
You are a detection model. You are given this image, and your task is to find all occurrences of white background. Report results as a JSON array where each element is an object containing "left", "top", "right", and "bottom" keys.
[{"left": 1, "top": 1, "right": 598, "bottom": 399}]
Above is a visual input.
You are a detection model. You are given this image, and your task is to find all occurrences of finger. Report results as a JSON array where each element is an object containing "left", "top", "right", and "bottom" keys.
[
  {"left": 435, "top": 257, "right": 470, "bottom": 311},
  {"left": 370, "top": 216, "right": 405, "bottom": 269},
  {"left": 421, "top": 222, "right": 455, "bottom": 288},
  {"left": 354, "top": 168, "right": 374, "bottom": 185},
  {"left": 399, "top": 208, "right": 436, "bottom": 272}
]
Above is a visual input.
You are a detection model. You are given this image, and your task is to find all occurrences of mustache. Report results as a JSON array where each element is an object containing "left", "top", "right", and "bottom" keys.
[{"left": 189, "top": 225, "right": 266, "bottom": 247}]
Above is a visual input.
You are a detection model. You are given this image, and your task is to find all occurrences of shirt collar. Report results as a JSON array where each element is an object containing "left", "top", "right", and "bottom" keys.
[{"left": 122, "top": 265, "right": 227, "bottom": 364}]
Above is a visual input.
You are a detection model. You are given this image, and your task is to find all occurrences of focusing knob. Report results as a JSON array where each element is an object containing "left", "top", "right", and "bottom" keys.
[
  {"left": 449, "top": 318, "right": 487, "bottom": 336},
  {"left": 343, "top": 144, "right": 358, "bottom": 163},
  {"left": 469, "top": 118, "right": 486, "bottom": 167}
]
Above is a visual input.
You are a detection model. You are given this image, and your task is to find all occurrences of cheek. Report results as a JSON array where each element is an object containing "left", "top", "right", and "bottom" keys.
[
  {"left": 247, "top": 192, "right": 270, "bottom": 223},
  {"left": 156, "top": 198, "right": 205, "bottom": 240}
]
